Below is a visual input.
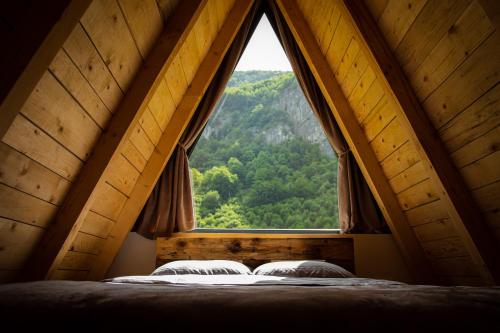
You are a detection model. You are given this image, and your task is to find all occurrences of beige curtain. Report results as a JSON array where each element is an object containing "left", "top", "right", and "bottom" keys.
[
  {"left": 134, "top": 1, "right": 263, "bottom": 239},
  {"left": 135, "top": 0, "right": 387, "bottom": 239},
  {"left": 266, "top": 1, "right": 387, "bottom": 233}
]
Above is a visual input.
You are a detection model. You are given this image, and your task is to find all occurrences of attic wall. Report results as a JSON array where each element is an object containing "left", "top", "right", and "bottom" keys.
[
  {"left": 0, "top": 0, "right": 169, "bottom": 282},
  {"left": 365, "top": 0, "right": 499, "bottom": 283},
  {"left": 54, "top": 0, "right": 236, "bottom": 280},
  {"left": 298, "top": 0, "right": 498, "bottom": 285}
]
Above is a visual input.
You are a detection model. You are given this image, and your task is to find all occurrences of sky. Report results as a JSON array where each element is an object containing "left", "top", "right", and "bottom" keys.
[{"left": 235, "top": 15, "right": 292, "bottom": 71}]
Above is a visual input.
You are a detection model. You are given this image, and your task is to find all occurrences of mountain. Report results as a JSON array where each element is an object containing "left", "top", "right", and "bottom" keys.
[{"left": 189, "top": 71, "right": 339, "bottom": 229}]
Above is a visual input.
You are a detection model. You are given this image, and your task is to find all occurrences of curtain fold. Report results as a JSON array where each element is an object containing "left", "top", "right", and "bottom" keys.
[
  {"left": 135, "top": 0, "right": 388, "bottom": 239},
  {"left": 134, "top": 1, "right": 263, "bottom": 239},
  {"left": 265, "top": 1, "right": 387, "bottom": 233}
]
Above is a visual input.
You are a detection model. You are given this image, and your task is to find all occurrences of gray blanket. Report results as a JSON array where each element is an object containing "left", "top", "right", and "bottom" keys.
[{"left": 0, "top": 277, "right": 499, "bottom": 332}]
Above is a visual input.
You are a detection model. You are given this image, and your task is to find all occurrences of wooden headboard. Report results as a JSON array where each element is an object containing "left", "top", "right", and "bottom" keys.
[{"left": 156, "top": 234, "right": 355, "bottom": 272}]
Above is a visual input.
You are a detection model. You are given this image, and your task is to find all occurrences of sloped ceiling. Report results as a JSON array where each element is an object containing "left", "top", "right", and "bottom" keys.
[{"left": 0, "top": 0, "right": 498, "bottom": 285}]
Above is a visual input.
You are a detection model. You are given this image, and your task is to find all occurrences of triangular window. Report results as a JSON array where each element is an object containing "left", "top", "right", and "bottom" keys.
[{"left": 189, "top": 14, "right": 339, "bottom": 230}]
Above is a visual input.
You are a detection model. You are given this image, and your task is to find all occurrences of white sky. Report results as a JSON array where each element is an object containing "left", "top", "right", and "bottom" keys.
[{"left": 235, "top": 15, "right": 292, "bottom": 71}]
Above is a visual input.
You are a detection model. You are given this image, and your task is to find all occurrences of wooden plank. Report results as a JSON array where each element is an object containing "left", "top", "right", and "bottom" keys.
[
  {"left": 80, "top": 211, "right": 115, "bottom": 239},
  {"left": 140, "top": 108, "right": 163, "bottom": 146},
  {"left": 440, "top": 83, "right": 500, "bottom": 153},
  {"left": 451, "top": 125, "right": 500, "bottom": 169},
  {"left": 421, "top": 236, "right": 469, "bottom": 259},
  {"left": 118, "top": 0, "right": 163, "bottom": 59},
  {"left": 23, "top": 1, "right": 207, "bottom": 281},
  {"left": 70, "top": 232, "right": 106, "bottom": 255},
  {"left": 81, "top": 0, "right": 143, "bottom": 92},
  {"left": 341, "top": 51, "right": 370, "bottom": 98},
  {"left": 106, "top": 153, "right": 140, "bottom": 196},
  {"left": 164, "top": 57, "right": 188, "bottom": 107},
  {"left": 350, "top": 77, "right": 385, "bottom": 122},
  {"left": 20, "top": 71, "right": 102, "bottom": 161},
  {"left": 325, "top": 17, "right": 353, "bottom": 72},
  {"left": 0, "top": 0, "right": 92, "bottom": 142},
  {"left": 411, "top": 1, "right": 494, "bottom": 101},
  {"left": 277, "top": 0, "right": 434, "bottom": 283},
  {"left": 63, "top": 24, "right": 123, "bottom": 112},
  {"left": 430, "top": 256, "right": 481, "bottom": 278},
  {"left": 422, "top": 31, "right": 500, "bottom": 129},
  {"left": 49, "top": 49, "right": 112, "bottom": 129},
  {"left": 413, "top": 219, "right": 458, "bottom": 243},
  {"left": 148, "top": 78, "right": 176, "bottom": 131},
  {"left": 397, "top": 179, "right": 439, "bottom": 211},
  {"left": 0, "top": 217, "right": 45, "bottom": 270},
  {"left": 179, "top": 33, "right": 202, "bottom": 85},
  {"left": 129, "top": 123, "right": 155, "bottom": 161},
  {"left": 370, "top": 117, "right": 408, "bottom": 161},
  {"left": 360, "top": 96, "right": 393, "bottom": 141},
  {"left": 0, "top": 184, "right": 58, "bottom": 228},
  {"left": 405, "top": 199, "right": 449, "bottom": 227},
  {"left": 89, "top": 182, "right": 128, "bottom": 221},
  {"left": 157, "top": 237, "right": 355, "bottom": 271},
  {"left": 318, "top": 3, "right": 342, "bottom": 55},
  {"left": 0, "top": 142, "right": 71, "bottom": 205},
  {"left": 88, "top": 0, "right": 254, "bottom": 281},
  {"left": 380, "top": 141, "right": 419, "bottom": 179},
  {"left": 460, "top": 149, "right": 500, "bottom": 190},
  {"left": 389, "top": 161, "right": 428, "bottom": 194},
  {"left": 343, "top": 0, "right": 500, "bottom": 283},
  {"left": 395, "top": 0, "right": 471, "bottom": 73},
  {"left": 2, "top": 115, "right": 83, "bottom": 181},
  {"left": 58, "top": 251, "right": 96, "bottom": 270},
  {"left": 121, "top": 139, "right": 147, "bottom": 173},
  {"left": 377, "top": 0, "right": 427, "bottom": 50}
]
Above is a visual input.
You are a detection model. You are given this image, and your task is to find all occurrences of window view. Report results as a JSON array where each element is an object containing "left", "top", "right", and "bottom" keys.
[{"left": 189, "top": 15, "right": 339, "bottom": 229}]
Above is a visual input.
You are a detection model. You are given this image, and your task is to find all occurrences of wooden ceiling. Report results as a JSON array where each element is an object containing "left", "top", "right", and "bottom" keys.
[{"left": 0, "top": 0, "right": 498, "bottom": 285}]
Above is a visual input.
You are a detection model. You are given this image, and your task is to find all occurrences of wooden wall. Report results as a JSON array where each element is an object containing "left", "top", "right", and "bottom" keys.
[
  {"left": 0, "top": 0, "right": 236, "bottom": 282},
  {"left": 298, "top": 0, "right": 498, "bottom": 285}
]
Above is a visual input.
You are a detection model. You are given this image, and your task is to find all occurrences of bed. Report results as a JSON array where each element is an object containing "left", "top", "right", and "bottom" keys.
[
  {"left": 1, "top": 267, "right": 499, "bottom": 331},
  {"left": 1, "top": 237, "right": 499, "bottom": 331}
]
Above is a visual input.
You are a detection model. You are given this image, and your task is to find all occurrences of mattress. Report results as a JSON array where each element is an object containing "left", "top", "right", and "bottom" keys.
[{"left": 0, "top": 276, "right": 499, "bottom": 331}]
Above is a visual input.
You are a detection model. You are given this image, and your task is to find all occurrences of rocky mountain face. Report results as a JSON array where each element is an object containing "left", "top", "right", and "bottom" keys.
[{"left": 203, "top": 71, "right": 334, "bottom": 156}]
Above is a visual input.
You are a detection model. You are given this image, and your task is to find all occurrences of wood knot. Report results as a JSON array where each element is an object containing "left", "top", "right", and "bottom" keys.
[
  {"left": 20, "top": 167, "right": 28, "bottom": 176},
  {"left": 448, "top": 24, "right": 457, "bottom": 34},
  {"left": 408, "top": 3, "right": 412, "bottom": 9},
  {"left": 228, "top": 240, "right": 242, "bottom": 253},
  {"left": 176, "top": 240, "right": 186, "bottom": 248}
]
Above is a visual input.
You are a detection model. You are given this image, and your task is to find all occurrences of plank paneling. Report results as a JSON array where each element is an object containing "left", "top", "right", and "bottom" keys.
[
  {"left": 0, "top": 184, "right": 57, "bottom": 228},
  {"left": 90, "top": 182, "right": 128, "bottom": 221},
  {"left": 21, "top": 71, "right": 101, "bottom": 161},
  {"left": 0, "top": 218, "right": 44, "bottom": 270},
  {"left": 63, "top": 24, "right": 123, "bottom": 112},
  {"left": 0, "top": 142, "right": 71, "bottom": 205},
  {"left": 49, "top": 49, "right": 112, "bottom": 129},
  {"left": 118, "top": 0, "right": 163, "bottom": 59},
  {"left": 81, "top": 0, "right": 143, "bottom": 92},
  {"left": 3, "top": 115, "right": 83, "bottom": 182},
  {"left": 80, "top": 211, "right": 115, "bottom": 239}
]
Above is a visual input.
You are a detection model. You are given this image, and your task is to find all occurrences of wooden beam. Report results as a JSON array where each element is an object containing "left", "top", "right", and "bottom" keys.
[
  {"left": 341, "top": 0, "right": 500, "bottom": 284},
  {"left": 22, "top": 0, "right": 207, "bottom": 281},
  {"left": 87, "top": 0, "right": 254, "bottom": 280},
  {"left": 276, "top": 0, "right": 434, "bottom": 284},
  {"left": 0, "top": 0, "right": 92, "bottom": 141}
]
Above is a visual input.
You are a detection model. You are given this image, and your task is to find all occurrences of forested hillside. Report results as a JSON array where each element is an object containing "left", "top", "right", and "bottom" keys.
[{"left": 189, "top": 71, "right": 339, "bottom": 229}]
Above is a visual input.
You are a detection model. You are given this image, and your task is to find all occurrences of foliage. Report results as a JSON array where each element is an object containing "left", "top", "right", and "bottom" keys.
[{"left": 189, "top": 71, "right": 339, "bottom": 229}]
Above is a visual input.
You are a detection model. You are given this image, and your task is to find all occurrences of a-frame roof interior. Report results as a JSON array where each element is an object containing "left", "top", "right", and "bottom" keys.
[{"left": 0, "top": 0, "right": 499, "bottom": 285}]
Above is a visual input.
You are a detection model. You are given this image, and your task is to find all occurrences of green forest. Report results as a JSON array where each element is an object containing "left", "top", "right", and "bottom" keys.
[{"left": 189, "top": 71, "right": 339, "bottom": 229}]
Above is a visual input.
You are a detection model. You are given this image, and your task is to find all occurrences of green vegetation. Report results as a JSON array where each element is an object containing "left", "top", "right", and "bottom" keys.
[{"left": 189, "top": 71, "right": 339, "bottom": 229}]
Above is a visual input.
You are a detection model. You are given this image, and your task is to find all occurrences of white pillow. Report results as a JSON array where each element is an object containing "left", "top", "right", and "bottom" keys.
[
  {"left": 151, "top": 260, "right": 252, "bottom": 276},
  {"left": 253, "top": 260, "right": 355, "bottom": 278}
]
